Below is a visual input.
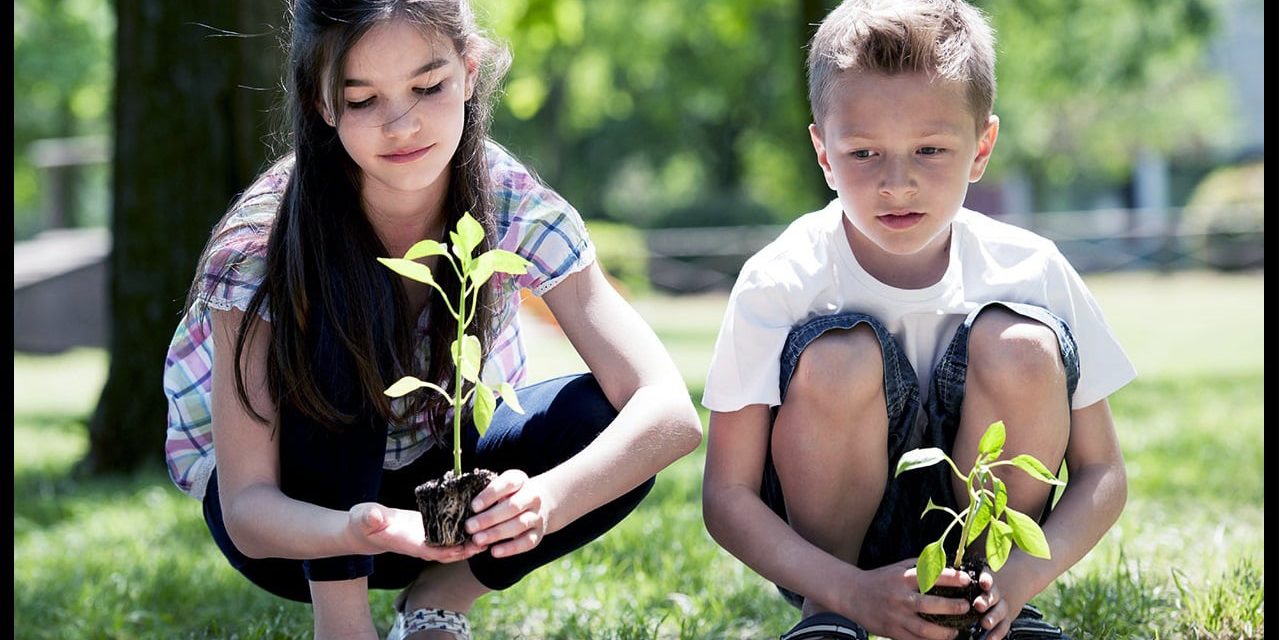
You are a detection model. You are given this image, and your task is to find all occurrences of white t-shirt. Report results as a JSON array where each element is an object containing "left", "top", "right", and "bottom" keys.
[{"left": 702, "top": 200, "right": 1136, "bottom": 413}]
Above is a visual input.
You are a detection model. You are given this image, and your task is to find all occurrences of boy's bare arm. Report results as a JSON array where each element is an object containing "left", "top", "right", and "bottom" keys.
[
  {"left": 976, "top": 398, "right": 1128, "bottom": 636},
  {"left": 703, "top": 406, "right": 857, "bottom": 605}
]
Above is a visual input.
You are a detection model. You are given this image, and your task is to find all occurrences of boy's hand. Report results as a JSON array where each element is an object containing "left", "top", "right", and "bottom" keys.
[
  {"left": 836, "top": 558, "right": 974, "bottom": 640},
  {"left": 970, "top": 566, "right": 1025, "bottom": 640}
]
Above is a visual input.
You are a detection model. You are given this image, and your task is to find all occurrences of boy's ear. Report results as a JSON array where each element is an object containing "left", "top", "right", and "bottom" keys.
[
  {"left": 968, "top": 115, "right": 1000, "bottom": 183},
  {"left": 809, "top": 123, "right": 838, "bottom": 191}
]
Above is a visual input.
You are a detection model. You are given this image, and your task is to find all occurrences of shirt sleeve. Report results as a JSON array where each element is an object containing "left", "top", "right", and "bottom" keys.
[
  {"left": 1042, "top": 250, "right": 1137, "bottom": 409},
  {"left": 193, "top": 213, "right": 273, "bottom": 323},
  {"left": 489, "top": 146, "right": 595, "bottom": 296},
  {"left": 702, "top": 267, "right": 800, "bottom": 412}
]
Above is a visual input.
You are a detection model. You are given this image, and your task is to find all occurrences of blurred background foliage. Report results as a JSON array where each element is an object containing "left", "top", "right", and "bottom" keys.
[
  {"left": 14, "top": 0, "right": 114, "bottom": 239},
  {"left": 13, "top": 0, "right": 1246, "bottom": 239}
]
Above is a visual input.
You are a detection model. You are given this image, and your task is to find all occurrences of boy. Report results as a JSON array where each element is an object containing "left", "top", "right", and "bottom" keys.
[{"left": 701, "top": 1, "right": 1135, "bottom": 639}]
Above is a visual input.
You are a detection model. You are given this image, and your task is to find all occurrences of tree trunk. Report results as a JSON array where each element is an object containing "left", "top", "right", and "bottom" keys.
[{"left": 81, "top": 1, "right": 281, "bottom": 475}]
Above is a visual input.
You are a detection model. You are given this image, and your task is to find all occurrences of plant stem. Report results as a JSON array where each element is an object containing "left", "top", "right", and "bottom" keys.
[
  {"left": 954, "top": 468, "right": 979, "bottom": 566},
  {"left": 453, "top": 280, "right": 467, "bottom": 477}
]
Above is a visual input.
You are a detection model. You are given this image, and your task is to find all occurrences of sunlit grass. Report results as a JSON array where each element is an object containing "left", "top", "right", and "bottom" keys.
[{"left": 14, "top": 271, "right": 1264, "bottom": 638}]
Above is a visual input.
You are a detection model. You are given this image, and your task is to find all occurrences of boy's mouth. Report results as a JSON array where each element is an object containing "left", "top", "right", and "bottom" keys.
[{"left": 877, "top": 210, "right": 925, "bottom": 230}]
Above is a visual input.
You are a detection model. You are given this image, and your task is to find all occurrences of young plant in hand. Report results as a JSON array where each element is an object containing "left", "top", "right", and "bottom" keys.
[
  {"left": 378, "top": 212, "right": 531, "bottom": 546},
  {"left": 894, "top": 420, "right": 1066, "bottom": 630}
]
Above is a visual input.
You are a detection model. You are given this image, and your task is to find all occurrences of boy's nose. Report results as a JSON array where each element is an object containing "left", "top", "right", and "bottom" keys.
[{"left": 878, "top": 161, "right": 918, "bottom": 199}]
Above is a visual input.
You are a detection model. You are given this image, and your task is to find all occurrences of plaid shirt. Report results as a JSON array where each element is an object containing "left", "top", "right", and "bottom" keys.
[{"left": 163, "top": 142, "right": 595, "bottom": 499}]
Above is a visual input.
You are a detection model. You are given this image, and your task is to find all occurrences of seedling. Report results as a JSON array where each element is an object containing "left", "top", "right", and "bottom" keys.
[
  {"left": 895, "top": 420, "right": 1066, "bottom": 595},
  {"left": 378, "top": 212, "right": 531, "bottom": 544}
]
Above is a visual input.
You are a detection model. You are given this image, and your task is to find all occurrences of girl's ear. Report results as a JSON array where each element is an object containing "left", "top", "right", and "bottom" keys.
[
  {"left": 316, "top": 100, "right": 336, "bottom": 128},
  {"left": 462, "top": 36, "right": 480, "bottom": 101}
]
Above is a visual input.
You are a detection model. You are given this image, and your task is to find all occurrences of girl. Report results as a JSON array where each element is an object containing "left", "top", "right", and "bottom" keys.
[{"left": 162, "top": 2, "right": 702, "bottom": 638}]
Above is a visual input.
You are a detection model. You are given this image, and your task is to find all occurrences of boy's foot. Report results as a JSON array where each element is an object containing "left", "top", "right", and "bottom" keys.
[
  {"left": 780, "top": 612, "right": 868, "bottom": 640},
  {"left": 970, "top": 604, "right": 1070, "bottom": 640}
]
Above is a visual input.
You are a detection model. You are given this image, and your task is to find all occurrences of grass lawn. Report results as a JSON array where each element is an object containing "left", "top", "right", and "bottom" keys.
[{"left": 13, "top": 271, "right": 1263, "bottom": 639}]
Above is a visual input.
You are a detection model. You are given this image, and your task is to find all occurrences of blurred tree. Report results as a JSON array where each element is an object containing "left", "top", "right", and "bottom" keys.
[
  {"left": 81, "top": 2, "right": 281, "bottom": 474},
  {"left": 480, "top": 0, "right": 829, "bottom": 227},
  {"left": 981, "top": 0, "right": 1231, "bottom": 208},
  {"left": 14, "top": 0, "right": 114, "bottom": 237},
  {"left": 477, "top": 0, "right": 1229, "bottom": 222}
]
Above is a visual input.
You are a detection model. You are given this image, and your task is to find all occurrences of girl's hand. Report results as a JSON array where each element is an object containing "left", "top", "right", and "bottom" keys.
[
  {"left": 834, "top": 558, "right": 973, "bottom": 640},
  {"left": 346, "top": 502, "right": 485, "bottom": 562},
  {"left": 464, "top": 469, "right": 554, "bottom": 558}
]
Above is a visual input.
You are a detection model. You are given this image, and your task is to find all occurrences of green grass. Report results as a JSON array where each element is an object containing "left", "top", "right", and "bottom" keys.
[{"left": 13, "top": 271, "right": 1264, "bottom": 638}]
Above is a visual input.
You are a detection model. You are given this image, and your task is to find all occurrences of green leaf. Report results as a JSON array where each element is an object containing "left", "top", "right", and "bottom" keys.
[
  {"left": 896, "top": 448, "right": 947, "bottom": 476},
  {"left": 497, "top": 382, "right": 525, "bottom": 414},
  {"left": 377, "top": 257, "right": 437, "bottom": 287},
  {"left": 471, "top": 250, "right": 532, "bottom": 288},
  {"left": 1010, "top": 454, "right": 1067, "bottom": 486},
  {"left": 404, "top": 239, "right": 447, "bottom": 260},
  {"left": 384, "top": 376, "right": 428, "bottom": 398},
  {"left": 966, "top": 494, "right": 993, "bottom": 545},
  {"left": 916, "top": 539, "right": 947, "bottom": 594},
  {"left": 1005, "top": 507, "right": 1052, "bottom": 559},
  {"left": 994, "top": 476, "right": 1008, "bottom": 518},
  {"left": 455, "top": 212, "right": 485, "bottom": 262},
  {"left": 978, "top": 421, "right": 1006, "bottom": 458},
  {"left": 449, "top": 231, "right": 466, "bottom": 263},
  {"left": 472, "top": 382, "right": 496, "bottom": 437},
  {"left": 987, "top": 520, "right": 1013, "bottom": 571},
  {"left": 452, "top": 335, "right": 482, "bottom": 382}
]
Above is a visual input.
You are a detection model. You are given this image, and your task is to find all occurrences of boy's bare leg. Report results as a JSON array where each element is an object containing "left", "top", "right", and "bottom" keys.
[
  {"left": 771, "top": 325, "right": 888, "bottom": 618},
  {"left": 956, "top": 308, "right": 1070, "bottom": 518}
]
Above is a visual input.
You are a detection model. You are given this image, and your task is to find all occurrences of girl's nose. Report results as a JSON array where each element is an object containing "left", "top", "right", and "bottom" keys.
[{"left": 382, "top": 101, "right": 423, "bottom": 138}]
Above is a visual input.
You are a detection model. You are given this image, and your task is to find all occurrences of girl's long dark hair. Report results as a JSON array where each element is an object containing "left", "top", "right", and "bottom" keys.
[{"left": 190, "top": 0, "right": 510, "bottom": 443}]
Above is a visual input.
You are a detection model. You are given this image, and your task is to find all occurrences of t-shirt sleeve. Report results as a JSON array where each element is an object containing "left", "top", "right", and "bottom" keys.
[
  {"left": 702, "top": 267, "right": 800, "bottom": 412},
  {"left": 1042, "top": 251, "right": 1136, "bottom": 409},
  {"left": 489, "top": 147, "right": 595, "bottom": 296},
  {"left": 193, "top": 222, "right": 272, "bottom": 323}
]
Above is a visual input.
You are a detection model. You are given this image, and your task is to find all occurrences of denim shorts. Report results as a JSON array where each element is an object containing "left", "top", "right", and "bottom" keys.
[{"left": 761, "top": 302, "right": 1080, "bottom": 607}]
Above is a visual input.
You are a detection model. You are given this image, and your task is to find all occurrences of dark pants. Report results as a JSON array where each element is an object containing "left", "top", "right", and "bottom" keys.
[{"left": 203, "top": 373, "right": 654, "bottom": 603}]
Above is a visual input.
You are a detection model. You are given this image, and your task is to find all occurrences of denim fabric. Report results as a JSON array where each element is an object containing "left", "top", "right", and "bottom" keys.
[
  {"left": 204, "top": 373, "right": 652, "bottom": 603},
  {"left": 763, "top": 302, "right": 1080, "bottom": 608}
]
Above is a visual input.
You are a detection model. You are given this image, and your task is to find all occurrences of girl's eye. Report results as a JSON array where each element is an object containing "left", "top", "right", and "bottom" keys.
[
  {"left": 415, "top": 82, "right": 444, "bottom": 96},
  {"left": 346, "top": 97, "right": 374, "bottom": 110}
]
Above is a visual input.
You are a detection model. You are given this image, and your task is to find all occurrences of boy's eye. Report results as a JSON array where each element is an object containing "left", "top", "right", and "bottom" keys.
[
  {"left": 851, "top": 150, "right": 875, "bottom": 159},
  {"left": 919, "top": 147, "right": 944, "bottom": 156}
]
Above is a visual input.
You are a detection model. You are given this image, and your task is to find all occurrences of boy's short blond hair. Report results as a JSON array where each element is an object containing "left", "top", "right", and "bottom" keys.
[{"left": 807, "top": 0, "right": 996, "bottom": 132}]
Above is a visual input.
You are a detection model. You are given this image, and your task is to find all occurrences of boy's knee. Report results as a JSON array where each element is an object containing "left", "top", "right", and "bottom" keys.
[
  {"left": 969, "top": 308, "right": 1065, "bottom": 390},
  {"left": 788, "top": 324, "right": 884, "bottom": 402}
]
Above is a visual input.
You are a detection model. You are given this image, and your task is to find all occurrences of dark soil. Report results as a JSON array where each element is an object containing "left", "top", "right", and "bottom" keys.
[
  {"left": 415, "top": 469, "right": 496, "bottom": 547},
  {"left": 920, "top": 557, "right": 986, "bottom": 638}
]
